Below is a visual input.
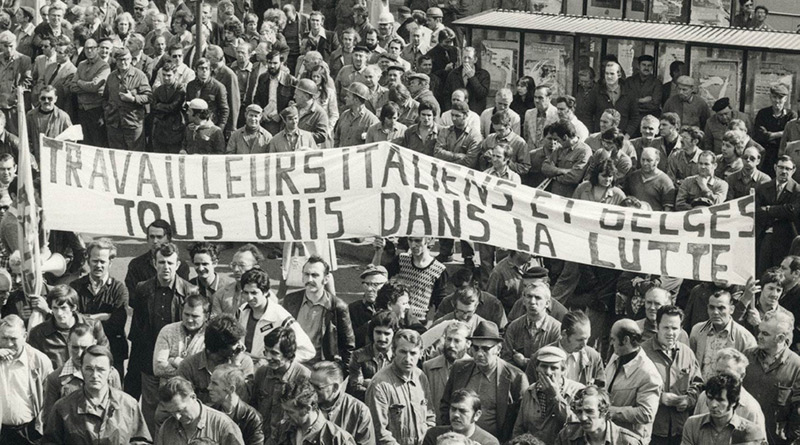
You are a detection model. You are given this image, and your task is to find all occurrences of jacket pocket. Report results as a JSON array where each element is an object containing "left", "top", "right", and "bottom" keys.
[{"left": 777, "top": 385, "right": 792, "bottom": 407}]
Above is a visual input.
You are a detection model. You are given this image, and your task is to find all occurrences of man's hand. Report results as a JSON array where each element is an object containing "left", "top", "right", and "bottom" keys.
[
  {"left": 170, "top": 356, "right": 184, "bottom": 368},
  {"left": 746, "top": 308, "right": 761, "bottom": 327},
  {"left": 512, "top": 352, "right": 527, "bottom": 368},
  {"left": 674, "top": 396, "right": 690, "bottom": 412},
  {"left": 120, "top": 91, "right": 135, "bottom": 102},
  {"left": 372, "top": 237, "right": 386, "bottom": 251},
  {"left": 0, "top": 348, "right": 15, "bottom": 361},
  {"left": 539, "top": 373, "right": 560, "bottom": 397},
  {"left": 30, "top": 295, "right": 49, "bottom": 313},
  {"left": 89, "top": 313, "right": 111, "bottom": 321},
  {"left": 463, "top": 64, "right": 474, "bottom": 79}
]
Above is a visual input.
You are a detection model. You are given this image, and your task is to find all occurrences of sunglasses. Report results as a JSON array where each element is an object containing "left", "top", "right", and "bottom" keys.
[{"left": 471, "top": 344, "right": 497, "bottom": 353}]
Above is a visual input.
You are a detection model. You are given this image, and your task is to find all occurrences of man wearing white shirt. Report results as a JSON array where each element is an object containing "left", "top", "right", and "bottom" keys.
[
  {"left": 555, "top": 95, "right": 588, "bottom": 142},
  {"left": 439, "top": 89, "right": 481, "bottom": 138},
  {"left": 479, "top": 88, "right": 520, "bottom": 138},
  {"left": 524, "top": 85, "right": 559, "bottom": 148}
]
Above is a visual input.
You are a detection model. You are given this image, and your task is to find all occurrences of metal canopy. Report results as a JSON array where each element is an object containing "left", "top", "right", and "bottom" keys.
[{"left": 454, "top": 10, "right": 800, "bottom": 52}]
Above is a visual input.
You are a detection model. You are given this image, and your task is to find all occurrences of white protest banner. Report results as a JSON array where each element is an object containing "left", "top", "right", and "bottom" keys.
[{"left": 40, "top": 137, "right": 755, "bottom": 284}]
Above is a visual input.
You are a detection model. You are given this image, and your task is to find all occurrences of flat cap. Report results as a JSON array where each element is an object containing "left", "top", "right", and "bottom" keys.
[
  {"left": 536, "top": 346, "right": 567, "bottom": 364},
  {"left": 378, "top": 12, "right": 394, "bottom": 24},
  {"left": 359, "top": 264, "right": 388, "bottom": 279},
  {"left": 522, "top": 266, "right": 549, "bottom": 280},
  {"left": 426, "top": 7, "right": 443, "bottom": 17},
  {"left": 0, "top": 31, "right": 15, "bottom": 43},
  {"left": 712, "top": 97, "right": 730, "bottom": 112},
  {"left": 134, "top": 0, "right": 148, "bottom": 7},
  {"left": 771, "top": 83, "right": 790, "bottom": 97},
  {"left": 187, "top": 98, "right": 208, "bottom": 110},
  {"left": 398, "top": 6, "right": 411, "bottom": 14},
  {"left": 19, "top": 6, "right": 35, "bottom": 21},
  {"left": 675, "top": 75, "right": 695, "bottom": 87},
  {"left": 245, "top": 104, "right": 263, "bottom": 114},
  {"left": 353, "top": 45, "right": 370, "bottom": 54},
  {"left": 408, "top": 72, "right": 430, "bottom": 83}
]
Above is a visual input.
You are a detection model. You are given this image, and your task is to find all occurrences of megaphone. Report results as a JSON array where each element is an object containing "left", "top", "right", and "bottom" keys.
[{"left": 41, "top": 253, "right": 67, "bottom": 278}]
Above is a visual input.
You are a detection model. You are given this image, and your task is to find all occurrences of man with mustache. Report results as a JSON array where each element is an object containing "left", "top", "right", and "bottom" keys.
[
  {"left": 423, "top": 321, "right": 471, "bottom": 424},
  {"left": 347, "top": 310, "right": 399, "bottom": 402},
  {"left": 422, "top": 389, "right": 498, "bottom": 445}
]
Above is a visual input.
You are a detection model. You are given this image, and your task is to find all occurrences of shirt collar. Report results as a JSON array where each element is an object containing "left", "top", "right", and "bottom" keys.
[
  {"left": 303, "top": 291, "right": 331, "bottom": 310},
  {"left": 60, "top": 359, "right": 82, "bottom": 379}
]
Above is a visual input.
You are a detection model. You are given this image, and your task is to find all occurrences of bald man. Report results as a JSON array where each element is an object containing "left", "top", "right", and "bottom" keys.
[
  {"left": 625, "top": 146, "right": 676, "bottom": 211},
  {"left": 605, "top": 318, "right": 663, "bottom": 444}
]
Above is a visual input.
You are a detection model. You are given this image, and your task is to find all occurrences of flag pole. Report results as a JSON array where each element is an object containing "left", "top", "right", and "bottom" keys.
[{"left": 16, "top": 86, "right": 44, "bottom": 329}]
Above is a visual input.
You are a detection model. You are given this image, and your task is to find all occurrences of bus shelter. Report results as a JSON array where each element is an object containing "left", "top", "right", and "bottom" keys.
[{"left": 453, "top": 10, "right": 800, "bottom": 114}]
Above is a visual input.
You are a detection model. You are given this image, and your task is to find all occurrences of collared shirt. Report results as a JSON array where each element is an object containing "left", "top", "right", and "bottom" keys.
[
  {"left": 675, "top": 174, "right": 729, "bottom": 211},
  {"left": 486, "top": 256, "right": 543, "bottom": 312},
  {"left": 557, "top": 420, "right": 643, "bottom": 445},
  {"left": 366, "top": 121, "right": 407, "bottom": 143},
  {"left": 74, "top": 57, "right": 110, "bottom": 109},
  {"left": 680, "top": 413, "right": 764, "bottom": 445},
  {"left": 438, "top": 110, "right": 482, "bottom": 136},
  {"left": 478, "top": 131, "right": 530, "bottom": 174},
  {"left": 667, "top": 147, "right": 701, "bottom": 184},
  {"left": 103, "top": 67, "right": 152, "bottom": 129},
  {"left": 366, "top": 364, "right": 435, "bottom": 445},
  {"left": 153, "top": 321, "right": 206, "bottom": 379},
  {"left": 663, "top": 93, "right": 711, "bottom": 129},
  {"left": 0, "top": 348, "right": 35, "bottom": 425},
  {"left": 603, "top": 348, "right": 663, "bottom": 440},
  {"left": 689, "top": 318, "right": 756, "bottom": 380},
  {"left": 211, "top": 281, "right": 243, "bottom": 317},
  {"left": 189, "top": 274, "right": 233, "bottom": 299},
  {"left": 43, "top": 387, "right": 151, "bottom": 445},
  {"left": 434, "top": 125, "right": 482, "bottom": 168},
  {"left": 546, "top": 141, "right": 593, "bottom": 197},
  {"left": 714, "top": 155, "right": 743, "bottom": 179},
  {"left": 502, "top": 314, "right": 561, "bottom": 362},
  {"left": 694, "top": 387, "right": 766, "bottom": 436},
  {"left": 483, "top": 166, "right": 521, "bottom": 184},
  {"left": 465, "top": 365, "right": 499, "bottom": 436},
  {"left": 743, "top": 346, "right": 800, "bottom": 445},
  {"left": 226, "top": 125, "right": 273, "bottom": 155},
  {"left": 514, "top": 377, "right": 584, "bottom": 441},
  {"left": 254, "top": 361, "right": 312, "bottom": 440},
  {"left": 334, "top": 106, "right": 379, "bottom": 147},
  {"left": 297, "top": 292, "right": 332, "bottom": 361},
  {"left": 401, "top": 123, "right": 439, "bottom": 156},
  {"left": 158, "top": 402, "right": 244, "bottom": 445},
  {"left": 318, "top": 386, "right": 375, "bottom": 445}
]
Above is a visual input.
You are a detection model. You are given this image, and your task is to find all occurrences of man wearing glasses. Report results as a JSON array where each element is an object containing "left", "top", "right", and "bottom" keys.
[
  {"left": 152, "top": 43, "right": 195, "bottom": 89},
  {"left": 755, "top": 155, "right": 800, "bottom": 275},
  {"left": 26, "top": 85, "right": 71, "bottom": 160},
  {"left": 439, "top": 321, "right": 528, "bottom": 443},
  {"left": 211, "top": 243, "right": 265, "bottom": 317},
  {"left": 348, "top": 264, "right": 388, "bottom": 332},
  {"left": 726, "top": 146, "right": 771, "bottom": 200},
  {"left": 69, "top": 37, "right": 109, "bottom": 146}
]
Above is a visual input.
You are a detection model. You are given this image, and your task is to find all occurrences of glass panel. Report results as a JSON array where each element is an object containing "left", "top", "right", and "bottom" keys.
[
  {"left": 523, "top": 33, "right": 575, "bottom": 97},
  {"left": 586, "top": 0, "right": 623, "bottom": 17},
  {"left": 565, "top": 0, "right": 584, "bottom": 14},
  {"left": 689, "top": 46, "right": 743, "bottom": 110},
  {"left": 577, "top": 36, "right": 603, "bottom": 85},
  {"left": 606, "top": 39, "right": 653, "bottom": 78},
  {"left": 625, "top": 0, "right": 646, "bottom": 20},
  {"left": 530, "top": 0, "right": 564, "bottom": 13},
  {"left": 658, "top": 42, "right": 686, "bottom": 83},
  {"left": 650, "top": 0, "right": 688, "bottom": 22},
  {"left": 473, "top": 31, "right": 520, "bottom": 106},
  {"left": 690, "top": 0, "right": 731, "bottom": 26},
  {"left": 744, "top": 51, "right": 799, "bottom": 114}
]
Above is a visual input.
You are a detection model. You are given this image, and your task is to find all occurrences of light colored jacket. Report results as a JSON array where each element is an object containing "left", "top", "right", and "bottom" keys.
[{"left": 604, "top": 348, "right": 663, "bottom": 443}]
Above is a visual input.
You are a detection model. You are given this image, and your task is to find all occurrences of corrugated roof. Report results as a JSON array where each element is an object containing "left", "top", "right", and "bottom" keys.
[{"left": 453, "top": 10, "right": 800, "bottom": 52}]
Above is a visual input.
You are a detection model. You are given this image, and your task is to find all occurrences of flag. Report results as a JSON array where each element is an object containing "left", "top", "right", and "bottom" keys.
[{"left": 16, "top": 86, "right": 44, "bottom": 329}]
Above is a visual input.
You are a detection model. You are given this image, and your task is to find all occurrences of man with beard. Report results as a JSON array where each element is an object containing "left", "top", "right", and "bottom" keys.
[
  {"left": 626, "top": 55, "right": 661, "bottom": 121},
  {"left": 211, "top": 243, "right": 264, "bottom": 316},
  {"left": 311, "top": 361, "right": 374, "bottom": 445},
  {"left": 440, "top": 321, "right": 527, "bottom": 442},
  {"left": 188, "top": 243, "right": 232, "bottom": 298},
  {"left": 348, "top": 310, "right": 399, "bottom": 401},
  {"left": 423, "top": 389, "right": 499, "bottom": 445},
  {"left": 689, "top": 289, "right": 756, "bottom": 380},
  {"left": 514, "top": 346, "right": 584, "bottom": 442},
  {"left": 283, "top": 255, "right": 355, "bottom": 371},
  {"left": 27, "top": 81, "right": 71, "bottom": 161},
  {"left": 124, "top": 219, "right": 190, "bottom": 298},
  {"left": 252, "top": 327, "right": 312, "bottom": 441},
  {"left": 625, "top": 147, "right": 676, "bottom": 211},
  {"left": 153, "top": 293, "right": 210, "bottom": 381},
  {"left": 69, "top": 238, "right": 129, "bottom": 379},
  {"left": 348, "top": 264, "right": 388, "bottom": 331},
  {"left": 424, "top": 321, "right": 471, "bottom": 423},
  {"left": 642, "top": 305, "right": 703, "bottom": 445}
]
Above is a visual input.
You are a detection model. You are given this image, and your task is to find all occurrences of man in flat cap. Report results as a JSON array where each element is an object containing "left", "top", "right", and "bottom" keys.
[
  {"left": 348, "top": 264, "right": 388, "bottom": 332},
  {"left": 440, "top": 320, "right": 528, "bottom": 443},
  {"left": 267, "top": 105, "right": 317, "bottom": 152},
  {"left": 663, "top": 75, "right": 711, "bottom": 129},
  {"left": 294, "top": 77, "right": 330, "bottom": 145},
  {"left": 756, "top": 83, "right": 797, "bottom": 169},
  {"left": 425, "top": 7, "right": 445, "bottom": 45},
  {"left": 182, "top": 98, "right": 225, "bottom": 154},
  {"left": 408, "top": 71, "right": 440, "bottom": 116},
  {"left": 514, "top": 345, "right": 584, "bottom": 442},
  {"left": 226, "top": 104, "right": 272, "bottom": 154},
  {"left": 334, "top": 81, "right": 379, "bottom": 147},
  {"left": 334, "top": 45, "right": 369, "bottom": 103},
  {"left": 103, "top": 47, "right": 151, "bottom": 151},
  {"left": 626, "top": 54, "right": 662, "bottom": 119},
  {"left": 703, "top": 96, "right": 751, "bottom": 154}
]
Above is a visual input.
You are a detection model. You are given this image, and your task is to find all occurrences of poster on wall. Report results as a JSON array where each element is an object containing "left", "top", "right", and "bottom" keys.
[
  {"left": 651, "top": 0, "right": 683, "bottom": 22},
  {"left": 524, "top": 42, "right": 567, "bottom": 97},
  {"left": 753, "top": 63, "right": 794, "bottom": 111},
  {"left": 658, "top": 45, "right": 685, "bottom": 84},
  {"left": 529, "top": 0, "right": 562, "bottom": 13},
  {"left": 695, "top": 60, "right": 740, "bottom": 108},
  {"left": 691, "top": 0, "right": 729, "bottom": 26},
  {"left": 480, "top": 40, "right": 518, "bottom": 95},
  {"left": 617, "top": 42, "right": 636, "bottom": 77}
]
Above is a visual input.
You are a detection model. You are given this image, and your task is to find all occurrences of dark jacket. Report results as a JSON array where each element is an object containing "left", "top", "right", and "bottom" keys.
[
  {"left": 123, "top": 250, "right": 191, "bottom": 297},
  {"left": 213, "top": 64, "right": 241, "bottom": 136},
  {"left": 151, "top": 83, "right": 186, "bottom": 149},
  {"left": 442, "top": 65, "right": 490, "bottom": 113},
  {"left": 28, "top": 312, "right": 109, "bottom": 369},
  {"left": 300, "top": 30, "right": 339, "bottom": 61},
  {"left": 755, "top": 179, "right": 800, "bottom": 246},
  {"left": 347, "top": 343, "right": 388, "bottom": 401},
  {"left": 586, "top": 83, "right": 640, "bottom": 136},
  {"left": 253, "top": 70, "right": 296, "bottom": 135},
  {"left": 216, "top": 399, "right": 264, "bottom": 445},
  {"left": 283, "top": 290, "right": 356, "bottom": 373},
  {"left": 128, "top": 276, "right": 197, "bottom": 376},
  {"left": 272, "top": 415, "right": 355, "bottom": 445},
  {"left": 70, "top": 276, "right": 129, "bottom": 362},
  {"left": 185, "top": 76, "right": 230, "bottom": 129},
  {"left": 439, "top": 358, "right": 528, "bottom": 442}
]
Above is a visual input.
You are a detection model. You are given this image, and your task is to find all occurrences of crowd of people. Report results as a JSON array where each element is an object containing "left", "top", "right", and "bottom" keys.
[{"left": 0, "top": 0, "right": 798, "bottom": 444}]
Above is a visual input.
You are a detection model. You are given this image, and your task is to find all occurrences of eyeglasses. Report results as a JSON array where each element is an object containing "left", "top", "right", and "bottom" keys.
[
  {"left": 310, "top": 381, "right": 334, "bottom": 391},
  {"left": 39, "top": 96, "right": 55, "bottom": 102},
  {"left": 471, "top": 344, "right": 496, "bottom": 353}
]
